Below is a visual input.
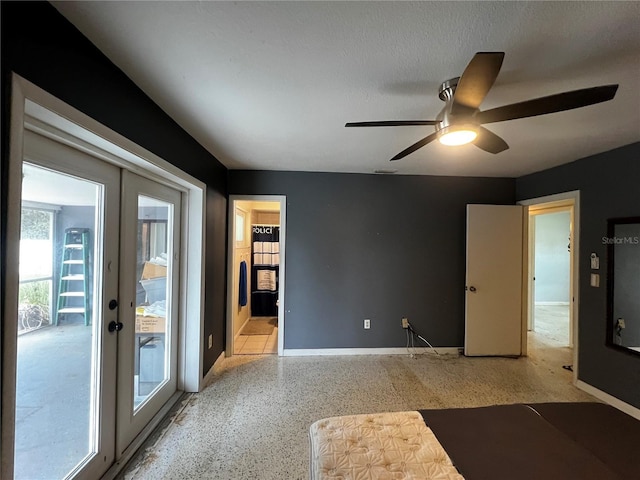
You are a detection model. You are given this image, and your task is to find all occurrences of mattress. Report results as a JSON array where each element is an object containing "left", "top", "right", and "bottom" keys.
[{"left": 309, "top": 411, "right": 464, "bottom": 479}]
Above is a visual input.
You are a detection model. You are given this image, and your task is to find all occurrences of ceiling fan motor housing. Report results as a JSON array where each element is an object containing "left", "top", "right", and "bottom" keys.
[
  {"left": 438, "top": 77, "right": 459, "bottom": 102},
  {"left": 436, "top": 77, "right": 478, "bottom": 133}
]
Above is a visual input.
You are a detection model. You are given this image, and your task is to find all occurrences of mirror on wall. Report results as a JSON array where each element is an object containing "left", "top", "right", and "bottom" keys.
[{"left": 606, "top": 217, "right": 640, "bottom": 355}]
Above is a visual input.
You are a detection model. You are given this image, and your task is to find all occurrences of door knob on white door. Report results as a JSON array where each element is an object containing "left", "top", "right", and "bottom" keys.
[{"left": 466, "top": 286, "right": 477, "bottom": 292}]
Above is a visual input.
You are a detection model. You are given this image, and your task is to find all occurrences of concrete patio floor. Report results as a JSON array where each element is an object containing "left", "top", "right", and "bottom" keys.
[{"left": 15, "top": 321, "right": 93, "bottom": 480}]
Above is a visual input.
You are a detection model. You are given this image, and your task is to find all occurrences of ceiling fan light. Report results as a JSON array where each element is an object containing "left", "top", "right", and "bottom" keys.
[{"left": 438, "top": 127, "right": 478, "bottom": 146}]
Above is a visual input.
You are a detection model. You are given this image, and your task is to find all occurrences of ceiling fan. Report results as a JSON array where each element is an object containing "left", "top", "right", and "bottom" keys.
[{"left": 345, "top": 52, "right": 618, "bottom": 161}]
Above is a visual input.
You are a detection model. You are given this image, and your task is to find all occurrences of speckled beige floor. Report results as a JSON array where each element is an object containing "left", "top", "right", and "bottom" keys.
[{"left": 122, "top": 318, "right": 594, "bottom": 480}]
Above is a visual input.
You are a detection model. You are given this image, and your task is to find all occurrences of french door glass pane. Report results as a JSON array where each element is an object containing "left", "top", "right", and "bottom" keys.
[
  {"left": 15, "top": 164, "right": 103, "bottom": 479},
  {"left": 134, "top": 195, "right": 172, "bottom": 409}
]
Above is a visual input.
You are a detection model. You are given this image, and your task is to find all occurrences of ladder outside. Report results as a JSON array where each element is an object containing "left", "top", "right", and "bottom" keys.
[{"left": 56, "top": 228, "right": 91, "bottom": 326}]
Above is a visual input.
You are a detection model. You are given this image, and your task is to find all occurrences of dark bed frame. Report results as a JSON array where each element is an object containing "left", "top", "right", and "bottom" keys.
[{"left": 419, "top": 402, "right": 640, "bottom": 480}]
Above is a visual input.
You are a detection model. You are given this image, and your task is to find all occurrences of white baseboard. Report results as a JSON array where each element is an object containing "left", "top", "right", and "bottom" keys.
[
  {"left": 535, "top": 301, "right": 570, "bottom": 306},
  {"left": 201, "top": 350, "right": 226, "bottom": 390},
  {"left": 576, "top": 379, "right": 640, "bottom": 421},
  {"left": 282, "top": 347, "right": 461, "bottom": 357}
]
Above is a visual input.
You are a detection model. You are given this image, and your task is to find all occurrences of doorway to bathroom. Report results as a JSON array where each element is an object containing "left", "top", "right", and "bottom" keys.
[{"left": 226, "top": 196, "right": 286, "bottom": 356}]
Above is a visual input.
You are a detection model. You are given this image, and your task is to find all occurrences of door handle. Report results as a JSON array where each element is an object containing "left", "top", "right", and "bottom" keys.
[
  {"left": 467, "top": 286, "right": 477, "bottom": 292},
  {"left": 108, "top": 320, "right": 123, "bottom": 332}
]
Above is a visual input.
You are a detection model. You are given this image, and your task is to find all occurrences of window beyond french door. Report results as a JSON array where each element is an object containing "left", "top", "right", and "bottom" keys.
[{"left": 13, "top": 130, "right": 182, "bottom": 479}]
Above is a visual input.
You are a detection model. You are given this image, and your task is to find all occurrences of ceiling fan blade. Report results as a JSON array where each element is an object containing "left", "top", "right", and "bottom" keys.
[
  {"left": 473, "top": 127, "right": 509, "bottom": 154},
  {"left": 345, "top": 120, "right": 437, "bottom": 127},
  {"left": 390, "top": 132, "right": 439, "bottom": 161},
  {"left": 451, "top": 52, "right": 505, "bottom": 115},
  {"left": 476, "top": 84, "right": 619, "bottom": 124}
]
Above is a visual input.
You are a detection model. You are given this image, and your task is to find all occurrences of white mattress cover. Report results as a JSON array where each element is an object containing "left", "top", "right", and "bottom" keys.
[{"left": 309, "top": 411, "right": 464, "bottom": 480}]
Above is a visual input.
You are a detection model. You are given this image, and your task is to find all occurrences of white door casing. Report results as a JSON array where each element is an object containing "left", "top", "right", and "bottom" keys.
[
  {"left": 465, "top": 204, "right": 524, "bottom": 356},
  {"left": 518, "top": 192, "right": 580, "bottom": 383}
]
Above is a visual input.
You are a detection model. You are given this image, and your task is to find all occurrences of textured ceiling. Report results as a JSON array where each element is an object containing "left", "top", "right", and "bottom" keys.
[{"left": 53, "top": 1, "right": 640, "bottom": 177}]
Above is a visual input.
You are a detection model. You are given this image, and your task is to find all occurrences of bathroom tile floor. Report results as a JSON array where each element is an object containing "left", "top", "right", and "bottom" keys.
[
  {"left": 234, "top": 327, "right": 278, "bottom": 354},
  {"left": 122, "top": 322, "right": 596, "bottom": 480}
]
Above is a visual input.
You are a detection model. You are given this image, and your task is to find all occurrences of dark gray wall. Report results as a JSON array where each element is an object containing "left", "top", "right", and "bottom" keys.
[
  {"left": 517, "top": 142, "right": 640, "bottom": 408},
  {"left": 229, "top": 171, "right": 515, "bottom": 349},
  {"left": 1, "top": 2, "right": 228, "bottom": 373}
]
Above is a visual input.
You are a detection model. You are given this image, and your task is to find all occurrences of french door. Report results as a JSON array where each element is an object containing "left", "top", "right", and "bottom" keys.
[
  {"left": 116, "top": 171, "right": 181, "bottom": 455},
  {"left": 14, "top": 131, "right": 181, "bottom": 479}
]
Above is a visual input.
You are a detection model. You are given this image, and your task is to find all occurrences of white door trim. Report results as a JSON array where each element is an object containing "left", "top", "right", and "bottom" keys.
[
  {"left": 3, "top": 73, "right": 207, "bottom": 479},
  {"left": 226, "top": 195, "right": 287, "bottom": 357},
  {"left": 518, "top": 190, "right": 580, "bottom": 385},
  {"left": 2, "top": 72, "right": 27, "bottom": 479}
]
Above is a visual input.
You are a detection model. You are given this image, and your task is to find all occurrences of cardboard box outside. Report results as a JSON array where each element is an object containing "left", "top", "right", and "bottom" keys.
[
  {"left": 135, "top": 315, "right": 166, "bottom": 334},
  {"left": 141, "top": 262, "right": 167, "bottom": 280}
]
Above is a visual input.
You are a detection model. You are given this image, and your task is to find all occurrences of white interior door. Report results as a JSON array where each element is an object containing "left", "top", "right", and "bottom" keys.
[
  {"left": 116, "top": 171, "right": 182, "bottom": 455},
  {"left": 465, "top": 204, "right": 524, "bottom": 356},
  {"left": 16, "top": 131, "right": 120, "bottom": 479}
]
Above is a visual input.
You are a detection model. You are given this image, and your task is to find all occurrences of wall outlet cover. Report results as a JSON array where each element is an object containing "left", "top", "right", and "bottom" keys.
[{"left": 364, "top": 319, "right": 371, "bottom": 329}]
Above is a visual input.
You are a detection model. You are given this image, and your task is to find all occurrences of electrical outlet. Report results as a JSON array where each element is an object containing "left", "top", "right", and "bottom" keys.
[
  {"left": 401, "top": 317, "right": 409, "bottom": 329},
  {"left": 364, "top": 319, "right": 371, "bottom": 329},
  {"left": 208, "top": 334, "right": 213, "bottom": 349}
]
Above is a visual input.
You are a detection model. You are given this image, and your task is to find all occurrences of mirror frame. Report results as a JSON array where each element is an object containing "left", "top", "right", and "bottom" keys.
[{"left": 606, "top": 216, "right": 640, "bottom": 356}]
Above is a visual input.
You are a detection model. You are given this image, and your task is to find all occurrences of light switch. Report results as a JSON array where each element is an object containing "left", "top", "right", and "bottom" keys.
[{"left": 590, "top": 273, "right": 600, "bottom": 287}]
